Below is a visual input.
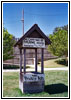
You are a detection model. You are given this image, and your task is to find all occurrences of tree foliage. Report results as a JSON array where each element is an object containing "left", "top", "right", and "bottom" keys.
[
  {"left": 3, "top": 28, "right": 15, "bottom": 61},
  {"left": 48, "top": 26, "right": 68, "bottom": 58},
  {"left": 53, "top": 25, "right": 68, "bottom": 34}
]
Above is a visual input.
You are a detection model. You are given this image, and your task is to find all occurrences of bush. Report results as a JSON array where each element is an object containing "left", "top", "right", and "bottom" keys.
[
  {"left": 55, "top": 58, "right": 68, "bottom": 66},
  {"left": 3, "top": 64, "right": 19, "bottom": 69},
  {"left": 3, "top": 64, "right": 30, "bottom": 69}
]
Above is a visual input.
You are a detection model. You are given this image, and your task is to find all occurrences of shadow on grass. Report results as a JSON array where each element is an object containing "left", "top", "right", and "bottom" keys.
[
  {"left": 44, "top": 83, "right": 68, "bottom": 94},
  {"left": 55, "top": 59, "right": 68, "bottom": 66}
]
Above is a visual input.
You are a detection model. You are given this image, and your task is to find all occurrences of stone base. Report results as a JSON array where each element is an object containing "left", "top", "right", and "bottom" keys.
[{"left": 19, "top": 72, "right": 45, "bottom": 93}]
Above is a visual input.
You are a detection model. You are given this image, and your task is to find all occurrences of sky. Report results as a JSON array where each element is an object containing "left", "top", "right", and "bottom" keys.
[{"left": 3, "top": 3, "right": 68, "bottom": 38}]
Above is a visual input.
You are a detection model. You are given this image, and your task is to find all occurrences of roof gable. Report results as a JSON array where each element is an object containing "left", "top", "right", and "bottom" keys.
[{"left": 14, "top": 24, "right": 51, "bottom": 47}]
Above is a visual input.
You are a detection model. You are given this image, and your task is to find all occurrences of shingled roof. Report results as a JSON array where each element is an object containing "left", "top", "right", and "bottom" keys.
[{"left": 14, "top": 24, "right": 51, "bottom": 47}]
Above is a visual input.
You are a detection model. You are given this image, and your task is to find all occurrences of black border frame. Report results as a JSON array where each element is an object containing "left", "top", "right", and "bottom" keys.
[{"left": 1, "top": 1, "right": 70, "bottom": 99}]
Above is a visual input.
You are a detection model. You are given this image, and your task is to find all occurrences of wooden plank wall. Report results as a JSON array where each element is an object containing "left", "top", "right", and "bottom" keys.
[{"left": 4, "top": 45, "right": 58, "bottom": 65}]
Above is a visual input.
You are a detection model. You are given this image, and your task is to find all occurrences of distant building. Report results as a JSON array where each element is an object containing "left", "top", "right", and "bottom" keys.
[{"left": 4, "top": 37, "right": 57, "bottom": 65}]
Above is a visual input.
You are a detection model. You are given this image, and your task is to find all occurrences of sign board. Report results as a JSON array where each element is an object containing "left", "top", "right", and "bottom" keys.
[
  {"left": 23, "top": 73, "right": 44, "bottom": 82},
  {"left": 23, "top": 38, "right": 45, "bottom": 48}
]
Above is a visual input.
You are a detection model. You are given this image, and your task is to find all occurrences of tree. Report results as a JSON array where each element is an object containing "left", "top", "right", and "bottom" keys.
[
  {"left": 53, "top": 25, "right": 68, "bottom": 34},
  {"left": 62, "top": 25, "right": 68, "bottom": 32},
  {"left": 53, "top": 27, "right": 60, "bottom": 34},
  {"left": 48, "top": 28, "right": 68, "bottom": 59},
  {"left": 3, "top": 28, "right": 15, "bottom": 61}
]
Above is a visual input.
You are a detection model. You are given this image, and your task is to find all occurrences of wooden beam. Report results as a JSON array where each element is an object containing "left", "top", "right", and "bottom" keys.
[
  {"left": 23, "top": 48, "right": 26, "bottom": 73},
  {"left": 20, "top": 49, "right": 22, "bottom": 73},
  {"left": 41, "top": 48, "right": 44, "bottom": 74},
  {"left": 35, "top": 49, "right": 37, "bottom": 73}
]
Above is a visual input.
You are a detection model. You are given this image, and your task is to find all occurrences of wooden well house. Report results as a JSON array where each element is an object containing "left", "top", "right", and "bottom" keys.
[{"left": 14, "top": 24, "right": 51, "bottom": 93}]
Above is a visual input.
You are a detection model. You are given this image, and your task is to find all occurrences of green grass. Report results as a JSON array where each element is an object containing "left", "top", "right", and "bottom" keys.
[
  {"left": 38, "top": 58, "right": 68, "bottom": 68},
  {"left": 3, "top": 71, "right": 68, "bottom": 97}
]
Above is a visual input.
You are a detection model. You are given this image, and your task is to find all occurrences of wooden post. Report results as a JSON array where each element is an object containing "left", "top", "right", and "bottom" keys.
[
  {"left": 35, "top": 49, "right": 37, "bottom": 73},
  {"left": 20, "top": 49, "right": 22, "bottom": 73},
  {"left": 23, "top": 48, "right": 26, "bottom": 73},
  {"left": 41, "top": 48, "right": 44, "bottom": 74}
]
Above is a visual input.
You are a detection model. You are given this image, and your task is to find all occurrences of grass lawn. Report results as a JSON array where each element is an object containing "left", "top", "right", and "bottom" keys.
[
  {"left": 3, "top": 70, "right": 68, "bottom": 97},
  {"left": 38, "top": 58, "right": 68, "bottom": 68}
]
